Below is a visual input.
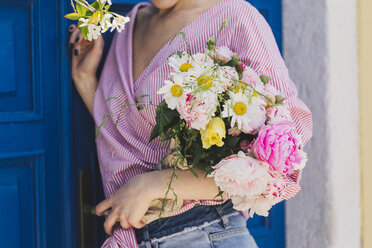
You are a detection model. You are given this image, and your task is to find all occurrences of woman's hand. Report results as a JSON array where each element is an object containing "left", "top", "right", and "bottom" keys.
[
  {"left": 95, "top": 174, "right": 155, "bottom": 235},
  {"left": 68, "top": 24, "right": 104, "bottom": 115}
]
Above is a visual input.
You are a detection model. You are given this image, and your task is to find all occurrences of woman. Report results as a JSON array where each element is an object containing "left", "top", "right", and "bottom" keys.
[{"left": 68, "top": 0, "right": 313, "bottom": 247}]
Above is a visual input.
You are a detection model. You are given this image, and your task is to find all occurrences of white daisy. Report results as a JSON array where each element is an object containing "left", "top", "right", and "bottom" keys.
[
  {"left": 157, "top": 74, "right": 187, "bottom": 110},
  {"left": 222, "top": 91, "right": 266, "bottom": 133},
  {"left": 168, "top": 52, "right": 195, "bottom": 74}
]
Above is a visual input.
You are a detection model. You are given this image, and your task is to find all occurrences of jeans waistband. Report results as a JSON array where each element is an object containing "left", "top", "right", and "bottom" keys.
[{"left": 134, "top": 200, "right": 236, "bottom": 244}]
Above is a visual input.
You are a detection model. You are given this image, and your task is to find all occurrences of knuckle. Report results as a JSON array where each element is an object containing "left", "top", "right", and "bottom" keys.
[{"left": 128, "top": 216, "right": 137, "bottom": 225}]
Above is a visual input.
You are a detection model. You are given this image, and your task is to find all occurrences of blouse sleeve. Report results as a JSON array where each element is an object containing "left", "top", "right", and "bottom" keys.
[{"left": 230, "top": 7, "right": 313, "bottom": 199}]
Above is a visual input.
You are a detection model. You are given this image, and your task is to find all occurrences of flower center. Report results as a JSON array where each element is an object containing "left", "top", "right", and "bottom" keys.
[
  {"left": 179, "top": 63, "right": 193, "bottom": 72},
  {"left": 234, "top": 102, "right": 247, "bottom": 115},
  {"left": 171, "top": 85, "right": 183, "bottom": 97},
  {"left": 197, "top": 75, "right": 213, "bottom": 90},
  {"left": 211, "top": 133, "right": 220, "bottom": 142}
]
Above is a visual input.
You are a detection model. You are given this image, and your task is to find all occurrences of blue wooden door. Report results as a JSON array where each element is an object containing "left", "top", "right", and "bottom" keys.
[{"left": 0, "top": 0, "right": 64, "bottom": 247}]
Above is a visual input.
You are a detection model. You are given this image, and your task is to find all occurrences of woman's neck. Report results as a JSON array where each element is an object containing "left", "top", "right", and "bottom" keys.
[{"left": 151, "top": 0, "right": 222, "bottom": 17}]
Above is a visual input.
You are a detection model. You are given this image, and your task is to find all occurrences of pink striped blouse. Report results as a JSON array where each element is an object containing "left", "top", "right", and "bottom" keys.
[{"left": 93, "top": 0, "right": 313, "bottom": 247}]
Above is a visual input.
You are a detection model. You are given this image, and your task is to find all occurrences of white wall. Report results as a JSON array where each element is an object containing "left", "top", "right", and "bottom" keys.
[{"left": 282, "top": 0, "right": 361, "bottom": 247}]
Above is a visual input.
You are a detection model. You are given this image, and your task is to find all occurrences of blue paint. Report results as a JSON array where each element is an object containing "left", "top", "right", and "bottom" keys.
[{"left": 0, "top": 0, "right": 63, "bottom": 247}]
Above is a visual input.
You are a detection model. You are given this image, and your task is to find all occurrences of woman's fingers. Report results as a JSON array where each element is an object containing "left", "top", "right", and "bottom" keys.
[
  {"left": 68, "top": 24, "right": 76, "bottom": 33},
  {"left": 130, "top": 219, "right": 145, "bottom": 229},
  {"left": 96, "top": 197, "right": 113, "bottom": 216},
  {"left": 69, "top": 29, "right": 82, "bottom": 55},
  {"left": 104, "top": 209, "right": 119, "bottom": 235},
  {"left": 119, "top": 214, "right": 131, "bottom": 229}
]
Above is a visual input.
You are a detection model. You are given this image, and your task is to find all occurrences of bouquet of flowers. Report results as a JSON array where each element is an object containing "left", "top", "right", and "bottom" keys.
[
  {"left": 150, "top": 31, "right": 308, "bottom": 218},
  {"left": 64, "top": 0, "right": 130, "bottom": 41}
]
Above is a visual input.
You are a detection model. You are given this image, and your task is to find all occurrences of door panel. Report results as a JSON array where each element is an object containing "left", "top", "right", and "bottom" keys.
[{"left": 0, "top": 0, "right": 63, "bottom": 247}]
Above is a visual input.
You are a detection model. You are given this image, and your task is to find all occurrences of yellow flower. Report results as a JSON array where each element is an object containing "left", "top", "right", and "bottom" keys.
[
  {"left": 179, "top": 63, "right": 193, "bottom": 72},
  {"left": 200, "top": 117, "right": 226, "bottom": 149},
  {"left": 170, "top": 85, "right": 183, "bottom": 97},
  {"left": 197, "top": 75, "right": 213, "bottom": 90}
]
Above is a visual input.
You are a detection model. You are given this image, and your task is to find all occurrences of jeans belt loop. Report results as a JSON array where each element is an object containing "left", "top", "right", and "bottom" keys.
[
  {"left": 142, "top": 225, "right": 152, "bottom": 248},
  {"left": 215, "top": 205, "right": 231, "bottom": 229}
]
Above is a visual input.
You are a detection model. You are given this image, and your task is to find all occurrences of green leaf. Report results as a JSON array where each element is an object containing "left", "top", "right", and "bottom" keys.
[
  {"left": 275, "top": 95, "right": 286, "bottom": 104},
  {"left": 76, "top": 1, "right": 88, "bottom": 16},
  {"left": 90, "top": 1, "right": 100, "bottom": 10},
  {"left": 64, "top": 13, "right": 82, "bottom": 20},
  {"left": 80, "top": 25, "right": 89, "bottom": 40},
  {"left": 149, "top": 124, "right": 160, "bottom": 142},
  {"left": 89, "top": 10, "right": 102, "bottom": 24},
  {"left": 149, "top": 101, "right": 180, "bottom": 142},
  {"left": 226, "top": 136, "right": 240, "bottom": 148},
  {"left": 260, "top": 75, "right": 271, "bottom": 85}
]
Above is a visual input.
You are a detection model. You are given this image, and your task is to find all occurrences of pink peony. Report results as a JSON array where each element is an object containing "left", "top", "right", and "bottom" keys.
[
  {"left": 264, "top": 170, "right": 287, "bottom": 200},
  {"left": 211, "top": 152, "right": 271, "bottom": 198},
  {"left": 232, "top": 196, "right": 282, "bottom": 217},
  {"left": 227, "top": 169, "right": 286, "bottom": 216},
  {"left": 250, "top": 121, "right": 304, "bottom": 175}
]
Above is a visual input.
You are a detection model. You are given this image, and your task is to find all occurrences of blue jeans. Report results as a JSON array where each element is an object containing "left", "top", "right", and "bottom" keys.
[{"left": 134, "top": 200, "right": 258, "bottom": 248}]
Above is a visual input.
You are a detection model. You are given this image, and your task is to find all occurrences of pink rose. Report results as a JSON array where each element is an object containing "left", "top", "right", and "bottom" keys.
[
  {"left": 241, "top": 67, "right": 264, "bottom": 91},
  {"left": 213, "top": 46, "right": 236, "bottom": 63},
  {"left": 250, "top": 121, "right": 304, "bottom": 175},
  {"left": 228, "top": 127, "right": 241, "bottom": 136}
]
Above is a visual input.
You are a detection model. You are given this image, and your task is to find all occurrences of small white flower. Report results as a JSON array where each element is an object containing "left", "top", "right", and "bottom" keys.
[
  {"left": 111, "top": 14, "right": 130, "bottom": 32},
  {"left": 98, "top": 0, "right": 112, "bottom": 5},
  {"left": 222, "top": 91, "right": 266, "bottom": 133},
  {"left": 78, "top": 17, "right": 89, "bottom": 27},
  {"left": 87, "top": 24, "right": 101, "bottom": 41},
  {"left": 157, "top": 74, "right": 187, "bottom": 110},
  {"left": 100, "top": 13, "right": 113, "bottom": 33}
]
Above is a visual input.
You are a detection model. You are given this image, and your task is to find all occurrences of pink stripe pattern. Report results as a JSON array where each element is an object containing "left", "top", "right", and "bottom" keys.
[{"left": 94, "top": 0, "right": 313, "bottom": 247}]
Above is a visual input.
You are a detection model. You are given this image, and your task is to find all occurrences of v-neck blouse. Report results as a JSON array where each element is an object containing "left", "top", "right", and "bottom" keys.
[{"left": 93, "top": 1, "right": 313, "bottom": 247}]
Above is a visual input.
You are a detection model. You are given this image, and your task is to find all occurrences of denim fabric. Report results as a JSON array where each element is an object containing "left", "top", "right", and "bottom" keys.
[{"left": 134, "top": 201, "right": 258, "bottom": 248}]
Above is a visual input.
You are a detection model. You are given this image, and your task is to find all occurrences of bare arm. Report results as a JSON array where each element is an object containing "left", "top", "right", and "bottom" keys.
[
  {"left": 95, "top": 168, "right": 225, "bottom": 235},
  {"left": 145, "top": 168, "right": 224, "bottom": 201}
]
